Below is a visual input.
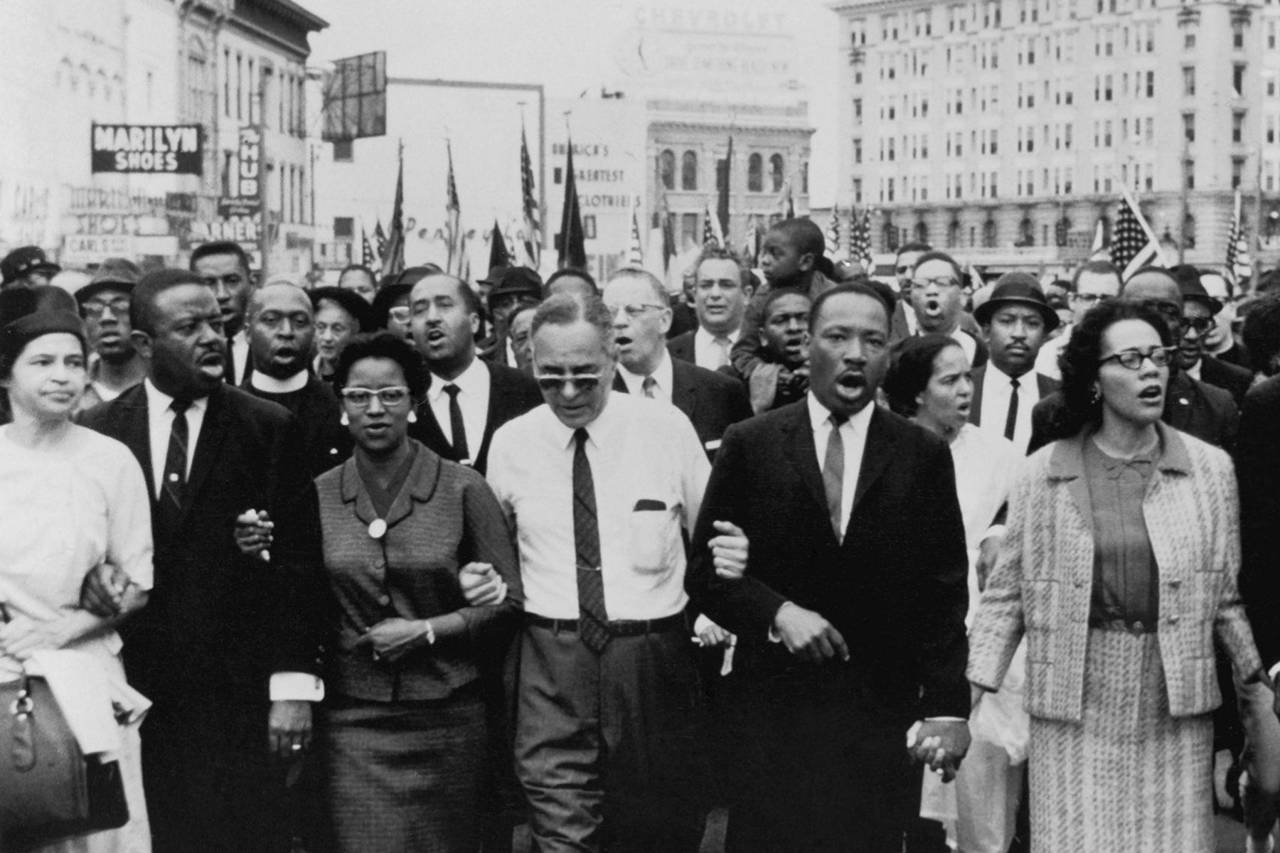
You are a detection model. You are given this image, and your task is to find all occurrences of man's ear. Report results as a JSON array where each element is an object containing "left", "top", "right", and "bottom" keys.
[{"left": 130, "top": 330, "right": 154, "bottom": 361}]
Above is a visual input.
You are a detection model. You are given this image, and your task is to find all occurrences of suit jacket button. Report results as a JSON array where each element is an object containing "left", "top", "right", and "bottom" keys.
[{"left": 378, "top": 594, "right": 391, "bottom": 607}]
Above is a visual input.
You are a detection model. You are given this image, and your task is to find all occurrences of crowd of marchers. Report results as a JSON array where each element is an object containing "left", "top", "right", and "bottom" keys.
[{"left": 5, "top": 221, "right": 1280, "bottom": 853}]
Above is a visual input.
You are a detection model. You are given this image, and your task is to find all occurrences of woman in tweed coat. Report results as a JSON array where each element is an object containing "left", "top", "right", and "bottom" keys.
[{"left": 967, "top": 300, "right": 1263, "bottom": 852}]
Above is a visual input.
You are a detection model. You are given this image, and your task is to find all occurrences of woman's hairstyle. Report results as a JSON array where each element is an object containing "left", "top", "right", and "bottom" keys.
[
  {"left": 332, "top": 331, "right": 429, "bottom": 400},
  {"left": 1053, "top": 298, "right": 1173, "bottom": 436},
  {"left": 883, "top": 334, "right": 963, "bottom": 418},
  {"left": 1242, "top": 290, "right": 1280, "bottom": 376}
]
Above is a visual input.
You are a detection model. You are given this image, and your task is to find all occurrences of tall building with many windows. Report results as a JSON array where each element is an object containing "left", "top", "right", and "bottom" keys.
[{"left": 830, "top": 0, "right": 1280, "bottom": 276}]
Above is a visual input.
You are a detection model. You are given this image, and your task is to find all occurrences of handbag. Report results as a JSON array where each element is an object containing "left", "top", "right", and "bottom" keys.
[{"left": 0, "top": 603, "right": 129, "bottom": 847}]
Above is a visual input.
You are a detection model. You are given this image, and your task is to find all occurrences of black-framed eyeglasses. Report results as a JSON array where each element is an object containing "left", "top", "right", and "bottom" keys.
[
  {"left": 339, "top": 386, "right": 412, "bottom": 407},
  {"left": 910, "top": 277, "right": 962, "bottom": 290},
  {"left": 1098, "top": 346, "right": 1176, "bottom": 370},
  {"left": 82, "top": 297, "right": 131, "bottom": 318},
  {"left": 895, "top": 265, "right": 912, "bottom": 274},
  {"left": 533, "top": 374, "right": 602, "bottom": 393},
  {"left": 1181, "top": 316, "right": 1214, "bottom": 335},
  {"left": 605, "top": 303, "right": 665, "bottom": 319}
]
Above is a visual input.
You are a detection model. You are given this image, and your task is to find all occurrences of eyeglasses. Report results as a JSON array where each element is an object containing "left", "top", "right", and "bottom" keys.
[
  {"left": 1098, "top": 346, "right": 1176, "bottom": 370},
  {"left": 339, "top": 386, "right": 412, "bottom": 407},
  {"left": 895, "top": 266, "right": 912, "bottom": 275},
  {"left": 533, "top": 374, "right": 602, "bottom": 393},
  {"left": 605, "top": 303, "right": 665, "bottom": 319},
  {"left": 82, "top": 297, "right": 131, "bottom": 318},
  {"left": 1071, "top": 293, "right": 1113, "bottom": 306},
  {"left": 910, "top": 277, "right": 962, "bottom": 290},
  {"left": 1181, "top": 316, "right": 1214, "bottom": 335}
]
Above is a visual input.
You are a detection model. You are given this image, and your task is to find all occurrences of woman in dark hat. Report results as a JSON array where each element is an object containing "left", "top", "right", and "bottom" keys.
[
  {"left": 369, "top": 283, "right": 414, "bottom": 345},
  {"left": 310, "top": 286, "right": 375, "bottom": 385},
  {"left": 0, "top": 309, "right": 154, "bottom": 852}
]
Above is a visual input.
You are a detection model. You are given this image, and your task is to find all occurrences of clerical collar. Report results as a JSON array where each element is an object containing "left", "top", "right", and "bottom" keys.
[{"left": 251, "top": 370, "right": 309, "bottom": 394}]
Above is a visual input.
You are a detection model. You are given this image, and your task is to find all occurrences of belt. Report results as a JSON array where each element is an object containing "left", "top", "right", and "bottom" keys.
[
  {"left": 525, "top": 612, "right": 686, "bottom": 637},
  {"left": 1088, "top": 617, "right": 1156, "bottom": 635}
]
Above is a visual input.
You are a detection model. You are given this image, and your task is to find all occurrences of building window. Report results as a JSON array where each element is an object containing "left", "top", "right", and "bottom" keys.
[
  {"left": 1184, "top": 159, "right": 1195, "bottom": 190},
  {"left": 1184, "top": 213, "right": 1197, "bottom": 249},
  {"left": 1233, "top": 21, "right": 1245, "bottom": 49},
  {"left": 747, "top": 153, "right": 763, "bottom": 192},
  {"left": 334, "top": 217, "right": 354, "bottom": 239},
  {"left": 1234, "top": 64, "right": 1247, "bottom": 96},
  {"left": 681, "top": 213, "right": 699, "bottom": 250},
  {"left": 660, "top": 150, "right": 675, "bottom": 190},
  {"left": 681, "top": 151, "right": 698, "bottom": 191},
  {"left": 1183, "top": 66, "right": 1196, "bottom": 96},
  {"left": 852, "top": 178, "right": 862, "bottom": 204},
  {"left": 1233, "top": 112, "right": 1245, "bottom": 144},
  {"left": 948, "top": 219, "right": 960, "bottom": 248},
  {"left": 853, "top": 139, "right": 862, "bottom": 165},
  {"left": 883, "top": 222, "right": 899, "bottom": 252},
  {"left": 983, "top": 218, "right": 997, "bottom": 248},
  {"left": 333, "top": 140, "right": 352, "bottom": 162},
  {"left": 915, "top": 221, "right": 929, "bottom": 244},
  {"left": 853, "top": 98, "right": 862, "bottom": 121},
  {"left": 1185, "top": 32, "right": 1196, "bottom": 50},
  {"left": 769, "top": 154, "right": 785, "bottom": 192},
  {"left": 1233, "top": 157, "right": 1245, "bottom": 188},
  {"left": 1019, "top": 216, "right": 1035, "bottom": 246},
  {"left": 1183, "top": 113, "right": 1195, "bottom": 142}
]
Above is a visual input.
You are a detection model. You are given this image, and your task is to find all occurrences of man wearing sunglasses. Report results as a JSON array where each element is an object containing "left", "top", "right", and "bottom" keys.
[{"left": 1168, "top": 265, "right": 1253, "bottom": 406}]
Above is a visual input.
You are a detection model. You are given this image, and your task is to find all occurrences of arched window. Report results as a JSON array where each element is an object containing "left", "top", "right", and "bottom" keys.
[
  {"left": 914, "top": 220, "right": 929, "bottom": 244},
  {"left": 747, "top": 153, "right": 763, "bottom": 192},
  {"left": 681, "top": 150, "right": 698, "bottom": 191},
  {"left": 659, "top": 150, "right": 675, "bottom": 190},
  {"left": 1098, "top": 214, "right": 1112, "bottom": 246},
  {"left": 801, "top": 162, "right": 809, "bottom": 194},
  {"left": 1019, "top": 215, "right": 1035, "bottom": 246},
  {"left": 883, "top": 220, "right": 899, "bottom": 252},
  {"left": 947, "top": 217, "right": 961, "bottom": 248},
  {"left": 1183, "top": 213, "right": 1197, "bottom": 249},
  {"left": 983, "top": 217, "right": 998, "bottom": 248},
  {"left": 1055, "top": 215, "right": 1072, "bottom": 247},
  {"left": 769, "top": 154, "right": 785, "bottom": 192}
]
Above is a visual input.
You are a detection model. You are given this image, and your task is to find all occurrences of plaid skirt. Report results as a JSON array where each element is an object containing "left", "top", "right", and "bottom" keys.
[
  {"left": 1028, "top": 628, "right": 1214, "bottom": 853},
  {"left": 321, "top": 686, "right": 486, "bottom": 853}
]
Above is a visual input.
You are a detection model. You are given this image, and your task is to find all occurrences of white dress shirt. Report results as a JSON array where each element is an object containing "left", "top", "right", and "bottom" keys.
[
  {"left": 228, "top": 329, "right": 250, "bottom": 386},
  {"left": 977, "top": 363, "right": 1041, "bottom": 453},
  {"left": 616, "top": 351, "right": 675, "bottom": 403},
  {"left": 143, "top": 379, "right": 208, "bottom": 499},
  {"left": 806, "top": 393, "right": 874, "bottom": 538},
  {"left": 693, "top": 327, "right": 739, "bottom": 370},
  {"left": 1034, "top": 325, "right": 1070, "bottom": 381},
  {"left": 426, "top": 358, "right": 491, "bottom": 462},
  {"left": 487, "top": 392, "right": 710, "bottom": 621},
  {"left": 949, "top": 326, "right": 977, "bottom": 366}
]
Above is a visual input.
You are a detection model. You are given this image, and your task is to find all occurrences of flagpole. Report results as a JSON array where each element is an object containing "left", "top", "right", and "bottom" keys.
[{"left": 1119, "top": 184, "right": 1170, "bottom": 266}]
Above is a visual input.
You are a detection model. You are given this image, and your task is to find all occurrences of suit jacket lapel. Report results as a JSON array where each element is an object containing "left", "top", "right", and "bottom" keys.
[
  {"left": 119, "top": 387, "right": 155, "bottom": 496},
  {"left": 852, "top": 407, "right": 896, "bottom": 515},
  {"left": 781, "top": 404, "right": 830, "bottom": 531},
  {"left": 413, "top": 379, "right": 452, "bottom": 456},
  {"left": 184, "top": 386, "right": 229, "bottom": 516},
  {"left": 670, "top": 361, "right": 697, "bottom": 423}
]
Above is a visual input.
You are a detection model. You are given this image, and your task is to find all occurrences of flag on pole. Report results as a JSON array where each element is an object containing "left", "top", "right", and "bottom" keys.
[
  {"left": 1110, "top": 190, "right": 1167, "bottom": 280},
  {"left": 557, "top": 134, "right": 587, "bottom": 269},
  {"left": 1090, "top": 218, "right": 1105, "bottom": 253},
  {"left": 445, "top": 140, "right": 463, "bottom": 277},
  {"left": 826, "top": 207, "right": 844, "bottom": 261},
  {"left": 488, "top": 219, "right": 511, "bottom": 272},
  {"left": 742, "top": 214, "right": 761, "bottom": 267},
  {"left": 776, "top": 180, "right": 795, "bottom": 220},
  {"left": 660, "top": 193, "right": 676, "bottom": 273},
  {"left": 361, "top": 228, "right": 376, "bottom": 268},
  {"left": 626, "top": 203, "right": 644, "bottom": 266},
  {"left": 702, "top": 202, "right": 720, "bottom": 247},
  {"left": 520, "top": 121, "right": 541, "bottom": 268},
  {"left": 458, "top": 229, "right": 472, "bottom": 283},
  {"left": 848, "top": 208, "right": 873, "bottom": 270},
  {"left": 374, "top": 219, "right": 388, "bottom": 259},
  {"left": 1226, "top": 188, "right": 1252, "bottom": 285},
  {"left": 716, "top": 136, "right": 733, "bottom": 246},
  {"left": 381, "top": 142, "right": 406, "bottom": 278}
]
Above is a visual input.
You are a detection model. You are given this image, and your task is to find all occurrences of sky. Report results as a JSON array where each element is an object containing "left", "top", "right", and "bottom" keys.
[{"left": 303, "top": 0, "right": 845, "bottom": 207}]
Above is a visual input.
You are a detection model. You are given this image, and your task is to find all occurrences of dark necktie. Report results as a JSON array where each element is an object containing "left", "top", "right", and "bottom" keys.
[
  {"left": 641, "top": 375, "right": 657, "bottom": 398},
  {"left": 444, "top": 384, "right": 470, "bottom": 462},
  {"left": 1003, "top": 377, "right": 1021, "bottom": 442},
  {"left": 223, "top": 336, "right": 236, "bottom": 384},
  {"left": 158, "top": 399, "right": 191, "bottom": 531},
  {"left": 823, "top": 414, "right": 847, "bottom": 542},
  {"left": 573, "top": 429, "right": 609, "bottom": 652}
]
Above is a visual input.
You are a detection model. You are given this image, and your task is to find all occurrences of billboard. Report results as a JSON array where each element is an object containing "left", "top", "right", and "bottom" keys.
[
  {"left": 322, "top": 52, "right": 387, "bottom": 142},
  {"left": 91, "top": 124, "right": 203, "bottom": 175}
]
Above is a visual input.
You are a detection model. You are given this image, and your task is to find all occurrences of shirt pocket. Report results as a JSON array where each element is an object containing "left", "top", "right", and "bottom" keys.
[{"left": 627, "top": 500, "right": 681, "bottom": 575}]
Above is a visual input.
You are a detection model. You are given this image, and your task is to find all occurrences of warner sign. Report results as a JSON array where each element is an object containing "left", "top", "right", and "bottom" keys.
[{"left": 91, "top": 124, "right": 203, "bottom": 175}]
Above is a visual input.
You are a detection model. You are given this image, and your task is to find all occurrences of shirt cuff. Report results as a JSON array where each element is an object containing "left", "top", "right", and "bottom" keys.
[
  {"left": 269, "top": 672, "right": 325, "bottom": 702},
  {"left": 1267, "top": 663, "right": 1280, "bottom": 683},
  {"left": 924, "top": 716, "right": 968, "bottom": 723}
]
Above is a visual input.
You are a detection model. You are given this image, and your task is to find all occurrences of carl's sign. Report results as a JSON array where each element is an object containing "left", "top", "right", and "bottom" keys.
[{"left": 91, "top": 124, "right": 203, "bottom": 175}]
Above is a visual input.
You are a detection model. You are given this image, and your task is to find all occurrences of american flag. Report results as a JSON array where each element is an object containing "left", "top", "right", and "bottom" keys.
[
  {"left": 742, "top": 214, "right": 761, "bottom": 268},
  {"left": 360, "top": 228, "right": 376, "bottom": 268},
  {"left": 826, "top": 207, "right": 844, "bottom": 261},
  {"left": 626, "top": 206, "right": 644, "bottom": 266},
  {"left": 374, "top": 219, "right": 387, "bottom": 259},
  {"left": 380, "top": 142, "right": 406, "bottom": 278},
  {"left": 1110, "top": 193, "right": 1161, "bottom": 279},
  {"left": 445, "top": 140, "right": 462, "bottom": 277},
  {"left": 520, "top": 122, "right": 541, "bottom": 268},
  {"left": 848, "top": 207, "right": 873, "bottom": 270},
  {"left": 703, "top": 203, "right": 720, "bottom": 247},
  {"left": 660, "top": 193, "right": 676, "bottom": 273},
  {"left": 1226, "top": 188, "right": 1252, "bottom": 284}
]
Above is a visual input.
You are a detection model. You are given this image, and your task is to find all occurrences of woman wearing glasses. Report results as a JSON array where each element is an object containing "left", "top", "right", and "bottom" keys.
[
  {"left": 967, "top": 300, "right": 1263, "bottom": 852},
  {"left": 310, "top": 331, "right": 521, "bottom": 852}
]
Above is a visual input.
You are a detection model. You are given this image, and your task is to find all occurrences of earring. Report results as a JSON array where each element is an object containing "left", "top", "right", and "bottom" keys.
[
  {"left": 339, "top": 411, "right": 349, "bottom": 426},
  {"left": 407, "top": 409, "right": 418, "bottom": 423},
  {"left": 1089, "top": 387, "right": 1101, "bottom": 405}
]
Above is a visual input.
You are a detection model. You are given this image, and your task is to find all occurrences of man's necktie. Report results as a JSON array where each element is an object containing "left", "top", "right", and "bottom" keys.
[
  {"left": 823, "top": 414, "right": 847, "bottom": 542},
  {"left": 444, "top": 384, "right": 470, "bottom": 462},
  {"left": 158, "top": 399, "right": 191, "bottom": 531},
  {"left": 1003, "top": 377, "right": 1021, "bottom": 442},
  {"left": 641, "top": 375, "right": 657, "bottom": 399},
  {"left": 573, "top": 429, "right": 610, "bottom": 652},
  {"left": 223, "top": 336, "right": 236, "bottom": 384},
  {"left": 712, "top": 336, "right": 730, "bottom": 370}
]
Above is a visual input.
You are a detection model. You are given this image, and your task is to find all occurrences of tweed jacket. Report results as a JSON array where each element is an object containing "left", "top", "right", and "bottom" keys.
[
  {"left": 315, "top": 440, "right": 523, "bottom": 702},
  {"left": 967, "top": 423, "right": 1260, "bottom": 722}
]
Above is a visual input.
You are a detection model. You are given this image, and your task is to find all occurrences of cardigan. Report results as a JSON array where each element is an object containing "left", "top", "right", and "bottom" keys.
[
  {"left": 315, "top": 439, "right": 522, "bottom": 702},
  {"left": 967, "top": 422, "right": 1260, "bottom": 722}
]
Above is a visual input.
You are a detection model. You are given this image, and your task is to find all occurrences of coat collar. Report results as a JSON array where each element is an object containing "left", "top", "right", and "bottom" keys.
[
  {"left": 1046, "top": 421, "right": 1190, "bottom": 522},
  {"left": 338, "top": 439, "right": 442, "bottom": 529}
]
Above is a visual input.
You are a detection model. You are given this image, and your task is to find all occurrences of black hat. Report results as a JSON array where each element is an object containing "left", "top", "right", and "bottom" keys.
[
  {"left": 973, "top": 272, "right": 1060, "bottom": 331},
  {"left": 479, "top": 266, "right": 509, "bottom": 286},
  {"left": 1168, "top": 264, "right": 1223, "bottom": 315},
  {"left": 1, "top": 245, "right": 61, "bottom": 286},
  {"left": 75, "top": 258, "right": 142, "bottom": 304},
  {"left": 309, "top": 286, "right": 375, "bottom": 333},
  {"left": 487, "top": 267, "right": 543, "bottom": 310}
]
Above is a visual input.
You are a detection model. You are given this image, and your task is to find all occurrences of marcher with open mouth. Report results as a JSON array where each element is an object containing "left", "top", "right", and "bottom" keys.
[{"left": 969, "top": 298, "right": 1262, "bottom": 853}]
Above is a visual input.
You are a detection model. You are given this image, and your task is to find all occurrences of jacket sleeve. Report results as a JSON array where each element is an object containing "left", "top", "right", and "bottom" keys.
[
  {"left": 1210, "top": 451, "right": 1262, "bottom": 680},
  {"left": 1237, "top": 387, "right": 1280, "bottom": 669},
  {"left": 454, "top": 470, "right": 523, "bottom": 643}
]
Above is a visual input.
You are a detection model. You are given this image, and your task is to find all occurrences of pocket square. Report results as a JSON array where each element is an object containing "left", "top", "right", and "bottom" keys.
[{"left": 633, "top": 499, "right": 667, "bottom": 511}]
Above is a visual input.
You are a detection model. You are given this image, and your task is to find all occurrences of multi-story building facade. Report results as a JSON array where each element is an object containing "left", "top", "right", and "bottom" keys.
[{"left": 830, "top": 0, "right": 1280, "bottom": 277}]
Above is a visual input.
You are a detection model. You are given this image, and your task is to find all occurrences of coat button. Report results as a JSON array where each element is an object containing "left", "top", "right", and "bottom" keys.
[
  {"left": 377, "top": 594, "right": 391, "bottom": 607},
  {"left": 1167, "top": 578, "right": 1182, "bottom": 587},
  {"left": 1167, "top": 614, "right": 1180, "bottom": 624},
  {"left": 1131, "top": 620, "right": 1145, "bottom": 632}
]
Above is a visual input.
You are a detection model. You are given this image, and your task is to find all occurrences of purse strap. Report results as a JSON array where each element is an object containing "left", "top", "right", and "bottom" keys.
[{"left": 1, "top": 601, "right": 37, "bottom": 772}]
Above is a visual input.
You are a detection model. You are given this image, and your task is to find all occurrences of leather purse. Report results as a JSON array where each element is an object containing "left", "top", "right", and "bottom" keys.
[{"left": 0, "top": 605, "right": 129, "bottom": 847}]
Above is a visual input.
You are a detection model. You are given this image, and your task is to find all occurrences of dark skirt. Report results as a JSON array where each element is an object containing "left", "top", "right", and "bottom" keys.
[{"left": 322, "top": 686, "right": 486, "bottom": 853}]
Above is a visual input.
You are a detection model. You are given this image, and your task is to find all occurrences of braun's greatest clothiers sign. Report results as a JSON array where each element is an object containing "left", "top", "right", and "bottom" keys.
[{"left": 91, "top": 124, "right": 203, "bottom": 175}]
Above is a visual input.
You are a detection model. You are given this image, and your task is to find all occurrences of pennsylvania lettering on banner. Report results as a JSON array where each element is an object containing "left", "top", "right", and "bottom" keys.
[{"left": 91, "top": 124, "right": 204, "bottom": 175}]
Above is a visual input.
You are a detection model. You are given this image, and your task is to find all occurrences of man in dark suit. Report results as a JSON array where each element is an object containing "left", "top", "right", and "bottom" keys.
[
  {"left": 667, "top": 246, "right": 755, "bottom": 371},
  {"left": 687, "top": 283, "right": 971, "bottom": 853},
  {"left": 407, "top": 272, "right": 543, "bottom": 476},
  {"left": 243, "top": 281, "right": 351, "bottom": 477},
  {"left": 603, "top": 267, "right": 752, "bottom": 458},
  {"left": 969, "top": 273, "right": 1061, "bottom": 453},
  {"left": 79, "top": 270, "right": 324, "bottom": 853},
  {"left": 1168, "top": 264, "right": 1254, "bottom": 405}
]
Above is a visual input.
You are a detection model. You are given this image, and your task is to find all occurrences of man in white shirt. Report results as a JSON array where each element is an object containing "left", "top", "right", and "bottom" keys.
[
  {"left": 969, "top": 273, "right": 1061, "bottom": 454},
  {"left": 1034, "top": 260, "right": 1122, "bottom": 381},
  {"left": 191, "top": 240, "right": 255, "bottom": 386},
  {"left": 74, "top": 261, "right": 147, "bottom": 412},
  {"left": 668, "top": 247, "right": 755, "bottom": 370},
  {"left": 909, "top": 251, "right": 989, "bottom": 368},
  {"left": 487, "top": 293, "right": 745, "bottom": 852}
]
